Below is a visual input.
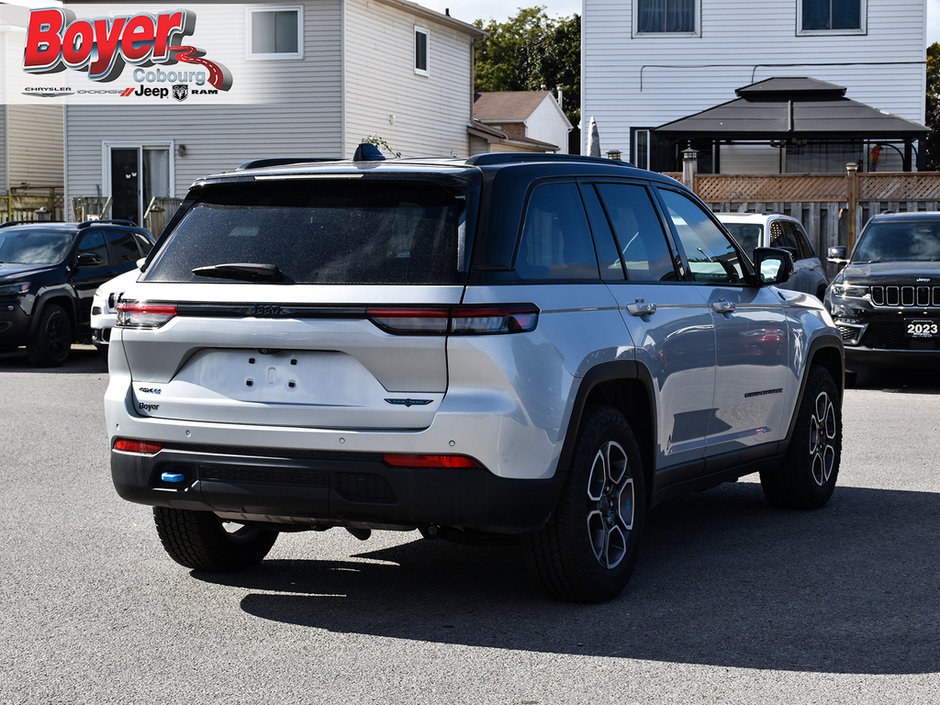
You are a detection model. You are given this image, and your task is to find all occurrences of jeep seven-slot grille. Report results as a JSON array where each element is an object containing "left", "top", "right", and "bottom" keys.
[{"left": 869, "top": 286, "right": 940, "bottom": 307}]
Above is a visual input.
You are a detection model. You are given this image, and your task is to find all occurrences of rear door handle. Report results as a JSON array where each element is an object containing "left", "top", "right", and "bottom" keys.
[
  {"left": 627, "top": 301, "right": 657, "bottom": 316},
  {"left": 712, "top": 301, "right": 736, "bottom": 314}
]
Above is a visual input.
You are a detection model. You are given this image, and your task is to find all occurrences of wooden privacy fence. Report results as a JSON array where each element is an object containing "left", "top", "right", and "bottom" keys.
[
  {"left": 1, "top": 187, "right": 64, "bottom": 222},
  {"left": 682, "top": 171, "right": 940, "bottom": 277}
]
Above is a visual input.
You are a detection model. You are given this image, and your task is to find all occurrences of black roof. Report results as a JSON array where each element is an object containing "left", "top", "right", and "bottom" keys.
[
  {"left": 197, "top": 151, "right": 670, "bottom": 188},
  {"left": 655, "top": 77, "right": 929, "bottom": 140}
]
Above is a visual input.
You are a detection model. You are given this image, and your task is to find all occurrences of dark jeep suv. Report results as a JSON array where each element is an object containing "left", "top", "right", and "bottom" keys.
[
  {"left": 825, "top": 211, "right": 940, "bottom": 370},
  {"left": 0, "top": 220, "right": 154, "bottom": 366}
]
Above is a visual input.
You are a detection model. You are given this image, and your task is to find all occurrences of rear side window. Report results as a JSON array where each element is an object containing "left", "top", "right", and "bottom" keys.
[
  {"left": 133, "top": 232, "right": 154, "bottom": 256},
  {"left": 108, "top": 230, "right": 141, "bottom": 263},
  {"left": 143, "top": 180, "right": 466, "bottom": 284},
  {"left": 790, "top": 222, "right": 816, "bottom": 260},
  {"left": 515, "top": 182, "right": 599, "bottom": 281},
  {"left": 595, "top": 183, "right": 677, "bottom": 282},
  {"left": 769, "top": 220, "right": 800, "bottom": 253}
]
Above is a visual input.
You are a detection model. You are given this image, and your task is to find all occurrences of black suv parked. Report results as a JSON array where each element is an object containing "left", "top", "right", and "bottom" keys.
[
  {"left": 825, "top": 211, "right": 940, "bottom": 370},
  {"left": 0, "top": 220, "right": 154, "bottom": 366}
]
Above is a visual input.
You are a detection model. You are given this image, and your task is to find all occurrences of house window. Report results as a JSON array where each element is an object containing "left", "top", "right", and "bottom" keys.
[
  {"left": 632, "top": 128, "right": 651, "bottom": 170},
  {"left": 414, "top": 27, "right": 429, "bottom": 75},
  {"left": 636, "top": 0, "right": 697, "bottom": 34},
  {"left": 798, "top": 0, "right": 865, "bottom": 33},
  {"left": 248, "top": 6, "right": 303, "bottom": 58}
]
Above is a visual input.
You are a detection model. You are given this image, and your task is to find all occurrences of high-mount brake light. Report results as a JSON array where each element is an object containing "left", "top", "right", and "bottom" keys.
[
  {"left": 367, "top": 304, "right": 538, "bottom": 336},
  {"left": 382, "top": 453, "right": 480, "bottom": 469},
  {"left": 116, "top": 302, "right": 177, "bottom": 329},
  {"left": 113, "top": 438, "right": 163, "bottom": 455}
]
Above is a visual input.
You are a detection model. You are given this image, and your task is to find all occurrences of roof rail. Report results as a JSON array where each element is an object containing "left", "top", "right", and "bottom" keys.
[
  {"left": 79, "top": 219, "right": 138, "bottom": 228},
  {"left": 236, "top": 157, "right": 340, "bottom": 171},
  {"left": 464, "top": 153, "right": 635, "bottom": 167},
  {"left": 0, "top": 220, "right": 44, "bottom": 228}
]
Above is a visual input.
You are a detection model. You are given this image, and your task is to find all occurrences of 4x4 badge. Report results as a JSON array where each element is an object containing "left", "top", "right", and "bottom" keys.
[{"left": 385, "top": 398, "right": 432, "bottom": 407}]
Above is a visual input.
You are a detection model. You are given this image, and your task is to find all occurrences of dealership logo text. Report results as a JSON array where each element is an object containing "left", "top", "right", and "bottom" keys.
[{"left": 23, "top": 8, "right": 232, "bottom": 90}]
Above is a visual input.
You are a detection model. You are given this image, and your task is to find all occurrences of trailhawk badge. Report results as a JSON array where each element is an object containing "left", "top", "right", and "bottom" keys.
[{"left": 172, "top": 84, "right": 189, "bottom": 102}]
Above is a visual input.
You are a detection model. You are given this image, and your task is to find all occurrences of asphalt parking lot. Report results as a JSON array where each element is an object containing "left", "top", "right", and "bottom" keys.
[{"left": 1, "top": 346, "right": 938, "bottom": 704}]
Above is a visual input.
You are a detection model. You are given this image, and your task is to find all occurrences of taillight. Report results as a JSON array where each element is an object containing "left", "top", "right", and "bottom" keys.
[
  {"left": 116, "top": 302, "right": 177, "bottom": 328},
  {"left": 451, "top": 305, "right": 539, "bottom": 334},
  {"left": 366, "top": 308, "right": 450, "bottom": 334},
  {"left": 367, "top": 304, "right": 538, "bottom": 335},
  {"left": 113, "top": 438, "right": 163, "bottom": 454},
  {"left": 383, "top": 453, "right": 480, "bottom": 468}
]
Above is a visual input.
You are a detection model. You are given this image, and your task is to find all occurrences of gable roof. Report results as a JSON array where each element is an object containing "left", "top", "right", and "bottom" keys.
[
  {"left": 474, "top": 91, "right": 555, "bottom": 122},
  {"left": 656, "top": 77, "right": 928, "bottom": 139}
]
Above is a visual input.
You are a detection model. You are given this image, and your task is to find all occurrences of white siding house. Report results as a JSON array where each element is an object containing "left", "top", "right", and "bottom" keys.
[
  {"left": 472, "top": 91, "right": 572, "bottom": 154},
  {"left": 0, "top": 4, "right": 64, "bottom": 191},
  {"left": 57, "top": 0, "right": 481, "bottom": 223},
  {"left": 582, "top": 0, "right": 927, "bottom": 172}
]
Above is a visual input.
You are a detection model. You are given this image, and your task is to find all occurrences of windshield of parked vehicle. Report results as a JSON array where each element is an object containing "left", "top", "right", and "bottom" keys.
[
  {"left": 0, "top": 229, "right": 73, "bottom": 264},
  {"left": 721, "top": 223, "right": 763, "bottom": 254},
  {"left": 143, "top": 179, "right": 468, "bottom": 284},
  {"left": 852, "top": 220, "right": 940, "bottom": 262}
]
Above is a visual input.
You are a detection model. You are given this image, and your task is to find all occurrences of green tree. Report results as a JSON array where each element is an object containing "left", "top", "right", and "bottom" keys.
[
  {"left": 925, "top": 42, "right": 940, "bottom": 170},
  {"left": 473, "top": 7, "right": 580, "bottom": 127}
]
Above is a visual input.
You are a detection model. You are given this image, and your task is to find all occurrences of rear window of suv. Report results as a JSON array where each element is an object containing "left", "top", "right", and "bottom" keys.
[{"left": 143, "top": 179, "right": 467, "bottom": 284}]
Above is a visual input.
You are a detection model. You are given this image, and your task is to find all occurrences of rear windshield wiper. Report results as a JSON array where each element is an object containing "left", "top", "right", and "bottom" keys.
[{"left": 191, "top": 263, "right": 284, "bottom": 282}]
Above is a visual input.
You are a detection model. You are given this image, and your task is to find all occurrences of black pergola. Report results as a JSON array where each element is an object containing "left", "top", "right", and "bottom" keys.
[{"left": 653, "top": 77, "right": 930, "bottom": 172}]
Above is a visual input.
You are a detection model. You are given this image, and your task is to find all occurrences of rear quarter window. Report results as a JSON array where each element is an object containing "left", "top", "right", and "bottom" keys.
[
  {"left": 143, "top": 180, "right": 467, "bottom": 284},
  {"left": 514, "top": 181, "right": 599, "bottom": 281}
]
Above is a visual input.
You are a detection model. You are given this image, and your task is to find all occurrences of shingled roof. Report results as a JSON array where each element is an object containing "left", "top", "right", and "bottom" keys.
[{"left": 474, "top": 91, "right": 554, "bottom": 122}]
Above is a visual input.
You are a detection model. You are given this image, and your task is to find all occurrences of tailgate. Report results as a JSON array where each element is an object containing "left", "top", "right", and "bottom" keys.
[{"left": 119, "top": 284, "right": 462, "bottom": 430}]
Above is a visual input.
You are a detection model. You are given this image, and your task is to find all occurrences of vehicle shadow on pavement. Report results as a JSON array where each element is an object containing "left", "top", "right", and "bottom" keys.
[
  {"left": 0, "top": 346, "right": 107, "bottom": 374},
  {"left": 198, "top": 481, "right": 940, "bottom": 675},
  {"left": 848, "top": 367, "right": 940, "bottom": 394}
]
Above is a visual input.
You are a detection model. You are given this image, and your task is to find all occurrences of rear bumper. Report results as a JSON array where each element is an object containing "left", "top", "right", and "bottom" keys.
[{"left": 111, "top": 445, "right": 563, "bottom": 534}]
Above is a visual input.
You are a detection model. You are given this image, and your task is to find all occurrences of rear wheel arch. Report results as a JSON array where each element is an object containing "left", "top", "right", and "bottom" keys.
[{"left": 557, "top": 362, "right": 656, "bottom": 501}]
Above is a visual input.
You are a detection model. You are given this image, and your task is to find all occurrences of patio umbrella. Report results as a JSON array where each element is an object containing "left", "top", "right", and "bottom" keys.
[{"left": 587, "top": 116, "right": 601, "bottom": 157}]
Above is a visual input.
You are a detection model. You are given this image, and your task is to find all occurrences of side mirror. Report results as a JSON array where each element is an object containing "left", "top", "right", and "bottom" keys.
[
  {"left": 76, "top": 252, "right": 102, "bottom": 266},
  {"left": 753, "top": 247, "right": 794, "bottom": 286},
  {"left": 827, "top": 246, "right": 849, "bottom": 266}
]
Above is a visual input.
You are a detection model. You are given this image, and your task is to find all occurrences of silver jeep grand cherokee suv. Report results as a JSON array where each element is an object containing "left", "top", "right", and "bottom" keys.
[{"left": 106, "top": 150, "right": 844, "bottom": 603}]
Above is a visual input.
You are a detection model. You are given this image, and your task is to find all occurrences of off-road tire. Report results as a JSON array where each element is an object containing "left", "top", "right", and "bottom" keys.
[
  {"left": 153, "top": 507, "right": 279, "bottom": 572},
  {"left": 760, "top": 366, "right": 841, "bottom": 509},
  {"left": 525, "top": 405, "right": 646, "bottom": 603},
  {"left": 26, "top": 304, "right": 72, "bottom": 367}
]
